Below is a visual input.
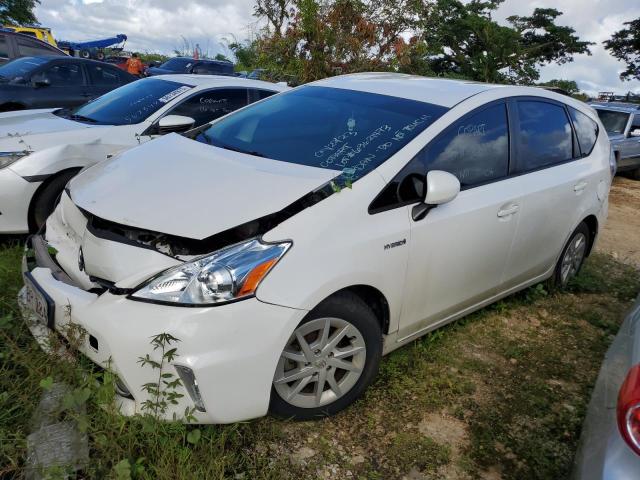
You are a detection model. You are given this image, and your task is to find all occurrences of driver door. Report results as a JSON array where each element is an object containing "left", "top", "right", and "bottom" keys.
[
  {"left": 396, "top": 101, "right": 522, "bottom": 339},
  {"left": 30, "top": 61, "right": 86, "bottom": 108}
]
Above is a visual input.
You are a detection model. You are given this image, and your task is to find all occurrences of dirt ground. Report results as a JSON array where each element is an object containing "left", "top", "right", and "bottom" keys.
[{"left": 597, "top": 176, "right": 640, "bottom": 266}]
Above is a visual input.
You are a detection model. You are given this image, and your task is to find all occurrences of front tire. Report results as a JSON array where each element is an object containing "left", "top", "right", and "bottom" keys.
[
  {"left": 270, "top": 291, "right": 382, "bottom": 420},
  {"left": 551, "top": 222, "right": 590, "bottom": 289},
  {"left": 30, "top": 170, "right": 80, "bottom": 231}
]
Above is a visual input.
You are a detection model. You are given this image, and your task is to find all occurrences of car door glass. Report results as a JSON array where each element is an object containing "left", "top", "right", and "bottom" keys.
[
  {"left": 86, "top": 64, "right": 120, "bottom": 86},
  {"left": 569, "top": 107, "right": 598, "bottom": 156},
  {"left": 515, "top": 101, "right": 573, "bottom": 172},
  {"left": 248, "top": 89, "right": 277, "bottom": 104},
  {"left": 33, "top": 63, "right": 83, "bottom": 86},
  {"left": 168, "top": 88, "right": 248, "bottom": 127},
  {"left": 369, "top": 103, "right": 509, "bottom": 213},
  {"left": 424, "top": 103, "right": 509, "bottom": 187},
  {"left": 16, "top": 37, "right": 57, "bottom": 57},
  {"left": 0, "top": 35, "right": 9, "bottom": 60}
]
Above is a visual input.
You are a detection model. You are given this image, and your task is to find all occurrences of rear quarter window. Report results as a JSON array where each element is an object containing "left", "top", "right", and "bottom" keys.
[{"left": 569, "top": 107, "right": 598, "bottom": 157}]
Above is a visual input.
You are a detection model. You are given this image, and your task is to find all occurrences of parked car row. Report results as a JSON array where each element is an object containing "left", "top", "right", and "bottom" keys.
[
  {"left": 9, "top": 73, "right": 613, "bottom": 427},
  {"left": 0, "top": 74, "right": 288, "bottom": 233}
]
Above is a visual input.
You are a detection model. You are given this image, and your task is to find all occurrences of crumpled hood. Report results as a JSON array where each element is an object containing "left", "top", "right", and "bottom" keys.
[
  {"left": 0, "top": 109, "right": 101, "bottom": 151},
  {"left": 69, "top": 134, "right": 340, "bottom": 240}
]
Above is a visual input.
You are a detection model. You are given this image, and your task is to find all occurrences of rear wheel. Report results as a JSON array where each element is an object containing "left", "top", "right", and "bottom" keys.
[
  {"left": 270, "top": 292, "right": 382, "bottom": 420},
  {"left": 30, "top": 170, "right": 80, "bottom": 231},
  {"left": 630, "top": 166, "right": 640, "bottom": 181},
  {"left": 551, "top": 222, "right": 590, "bottom": 289}
]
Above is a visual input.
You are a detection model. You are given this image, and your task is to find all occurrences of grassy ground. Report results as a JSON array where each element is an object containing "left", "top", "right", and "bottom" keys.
[{"left": 1, "top": 240, "right": 639, "bottom": 479}]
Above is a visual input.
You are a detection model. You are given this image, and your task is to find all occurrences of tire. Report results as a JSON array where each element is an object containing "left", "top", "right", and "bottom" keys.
[
  {"left": 79, "top": 49, "right": 91, "bottom": 59},
  {"left": 630, "top": 166, "right": 640, "bottom": 181},
  {"left": 30, "top": 170, "right": 80, "bottom": 231},
  {"left": 550, "top": 222, "right": 590, "bottom": 289},
  {"left": 270, "top": 291, "right": 382, "bottom": 420}
]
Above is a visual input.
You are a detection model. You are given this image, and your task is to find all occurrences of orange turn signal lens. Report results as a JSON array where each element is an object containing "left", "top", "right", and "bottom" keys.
[{"left": 237, "top": 258, "right": 278, "bottom": 297}]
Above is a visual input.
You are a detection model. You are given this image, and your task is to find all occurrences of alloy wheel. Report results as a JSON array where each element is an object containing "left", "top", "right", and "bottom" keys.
[
  {"left": 560, "top": 232, "right": 587, "bottom": 286},
  {"left": 273, "top": 317, "right": 367, "bottom": 409}
]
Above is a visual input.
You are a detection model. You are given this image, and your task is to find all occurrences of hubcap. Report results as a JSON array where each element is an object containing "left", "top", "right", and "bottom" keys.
[
  {"left": 560, "top": 232, "right": 587, "bottom": 286},
  {"left": 273, "top": 317, "right": 366, "bottom": 409}
]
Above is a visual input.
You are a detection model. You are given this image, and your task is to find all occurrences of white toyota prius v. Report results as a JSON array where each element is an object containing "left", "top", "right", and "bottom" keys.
[{"left": 19, "top": 73, "right": 613, "bottom": 424}]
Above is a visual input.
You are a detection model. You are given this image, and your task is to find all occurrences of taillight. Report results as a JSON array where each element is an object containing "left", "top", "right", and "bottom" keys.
[
  {"left": 609, "top": 148, "right": 617, "bottom": 178},
  {"left": 618, "top": 364, "right": 640, "bottom": 455}
]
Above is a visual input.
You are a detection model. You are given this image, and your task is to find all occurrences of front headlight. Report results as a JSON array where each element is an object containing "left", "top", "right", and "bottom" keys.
[
  {"left": 130, "top": 238, "right": 291, "bottom": 306},
  {"left": 0, "top": 151, "right": 31, "bottom": 169}
]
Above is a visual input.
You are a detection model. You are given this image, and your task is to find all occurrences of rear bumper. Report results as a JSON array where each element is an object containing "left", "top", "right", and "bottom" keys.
[
  {"left": 0, "top": 167, "right": 39, "bottom": 234},
  {"left": 20, "top": 235, "right": 308, "bottom": 424},
  {"left": 572, "top": 296, "right": 640, "bottom": 479}
]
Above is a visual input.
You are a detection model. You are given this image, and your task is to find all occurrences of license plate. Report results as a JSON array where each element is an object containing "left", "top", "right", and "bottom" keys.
[{"left": 23, "top": 272, "right": 54, "bottom": 329}]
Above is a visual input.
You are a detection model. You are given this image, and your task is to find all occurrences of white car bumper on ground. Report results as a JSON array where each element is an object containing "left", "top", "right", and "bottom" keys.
[
  {"left": 0, "top": 167, "right": 40, "bottom": 234},
  {"left": 19, "top": 240, "right": 307, "bottom": 424}
]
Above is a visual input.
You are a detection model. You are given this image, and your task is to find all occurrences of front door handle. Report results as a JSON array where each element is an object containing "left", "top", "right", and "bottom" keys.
[
  {"left": 574, "top": 181, "right": 588, "bottom": 193},
  {"left": 497, "top": 204, "right": 519, "bottom": 218}
]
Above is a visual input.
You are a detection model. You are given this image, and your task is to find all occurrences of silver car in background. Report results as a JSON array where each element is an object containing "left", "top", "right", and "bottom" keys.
[
  {"left": 589, "top": 102, "right": 640, "bottom": 179},
  {"left": 572, "top": 294, "right": 640, "bottom": 479}
]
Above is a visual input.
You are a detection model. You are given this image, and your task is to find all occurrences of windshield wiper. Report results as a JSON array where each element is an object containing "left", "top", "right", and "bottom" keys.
[
  {"left": 217, "top": 142, "right": 266, "bottom": 158},
  {"left": 67, "top": 114, "right": 98, "bottom": 124}
]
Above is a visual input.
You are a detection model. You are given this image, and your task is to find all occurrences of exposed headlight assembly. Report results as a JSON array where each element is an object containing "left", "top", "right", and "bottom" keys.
[
  {"left": 0, "top": 151, "right": 31, "bottom": 169},
  {"left": 130, "top": 238, "right": 291, "bottom": 306}
]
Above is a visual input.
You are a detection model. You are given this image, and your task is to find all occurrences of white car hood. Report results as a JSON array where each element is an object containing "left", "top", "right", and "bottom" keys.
[
  {"left": 69, "top": 134, "right": 340, "bottom": 240},
  {"left": 0, "top": 108, "right": 103, "bottom": 151}
]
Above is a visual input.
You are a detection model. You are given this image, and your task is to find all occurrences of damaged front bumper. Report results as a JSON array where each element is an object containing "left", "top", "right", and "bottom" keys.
[{"left": 19, "top": 231, "right": 307, "bottom": 424}]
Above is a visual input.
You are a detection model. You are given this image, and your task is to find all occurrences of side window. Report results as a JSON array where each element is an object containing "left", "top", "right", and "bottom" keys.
[
  {"left": 0, "top": 35, "right": 9, "bottom": 59},
  {"left": 16, "top": 38, "right": 56, "bottom": 57},
  {"left": 569, "top": 107, "right": 598, "bottom": 156},
  {"left": 168, "top": 89, "right": 248, "bottom": 127},
  {"left": 87, "top": 63, "right": 121, "bottom": 86},
  {"left": 515, "top": 101, "right": 573, "bottom": 172},
  {"left": 426, "top": 103, "right": 509, "bottom": 187},
  {"left": 248, "top": 88, "right": 276, "bottom": 104},
  {"left": 369, "top": 103, "right": 510, "bottom": 213},
  {"left": 33, "top": 63, "right": 84, "bottom": 86}
]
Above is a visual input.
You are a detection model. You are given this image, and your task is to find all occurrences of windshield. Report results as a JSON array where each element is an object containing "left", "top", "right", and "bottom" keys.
[
  {"left": 594, "top": 109, "right": 630, "bottom": 134},
  {"left": 57, "top": 78, "right": 193, "bottom": 125},
  {"left": 159, "top": 58, "right": 192, "bottom": 71},
  {"left": 195, "top": 86, "right": 448, "bottom": 182},
  {"left": 0, "top": 57, "right": 49, "bottom": 81}
]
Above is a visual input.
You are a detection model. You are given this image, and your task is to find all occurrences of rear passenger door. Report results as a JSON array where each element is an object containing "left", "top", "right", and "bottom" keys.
[
  {"left": 501, "top": 98, "right": 597, "bottom": 287},
  {"left": 84, "top": 63, "right": 128, "bottom": 100}
]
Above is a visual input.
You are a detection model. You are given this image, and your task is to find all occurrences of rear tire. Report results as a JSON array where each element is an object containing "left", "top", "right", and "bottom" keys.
[
  {"left": 30, "top": 170, "right": 80, "bottom": 232},
  {"left": 549, "top": 222, "right": 590, "bottom": 290},
  {"left": 630, "top": 166, "right": 640, "bottom": 181},
  {"left": 270, "top": 291, "right": 382, "bottom": 420}
]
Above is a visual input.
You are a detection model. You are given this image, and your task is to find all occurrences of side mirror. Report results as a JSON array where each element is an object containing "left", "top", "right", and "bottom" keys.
[
  {"left": 157, "top": 115, "right": 195, "bottom": 134},
  {"left": 412, "top": 170, "right": 460, "bottom": 221},
  {"left": 32, "top": 77, "right": 50, "bottom": 88}
]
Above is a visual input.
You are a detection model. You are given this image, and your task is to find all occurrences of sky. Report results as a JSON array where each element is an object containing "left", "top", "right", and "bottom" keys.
[{"left": 35, "top": 0, "right": 640, "bottom": 95}]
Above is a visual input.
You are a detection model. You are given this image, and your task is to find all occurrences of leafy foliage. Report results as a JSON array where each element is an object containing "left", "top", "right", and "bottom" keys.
[
  {"left": 0, "top": 0, "right": 40, "bottom": 25},
  {"left": 604, "top": 18, "right": 640, "bottom": 81}
]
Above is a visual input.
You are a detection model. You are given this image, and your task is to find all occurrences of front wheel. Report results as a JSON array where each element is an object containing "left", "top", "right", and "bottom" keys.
[
  {"left": 551, "top": 222, "right": 590, "bottom": 289},
  {"left": 270, "top": 292, "right": 382, "bottom": 420}
]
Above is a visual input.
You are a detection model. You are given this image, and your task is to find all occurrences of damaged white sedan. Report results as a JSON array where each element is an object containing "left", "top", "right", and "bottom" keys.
[
  {"left": 20, "top": 73, "right": 611, "bottom": 423},
  {"left": 0, "top": 75, "right": 288, "bottom": 233}
]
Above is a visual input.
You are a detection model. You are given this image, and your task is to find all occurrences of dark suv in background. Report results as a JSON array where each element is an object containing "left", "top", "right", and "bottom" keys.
[
  {"left": 146, "top": 57, "right": 235, "bottom": 77},
  {"left": 0, "top": 30, "right": 65, "bottom": 65}
]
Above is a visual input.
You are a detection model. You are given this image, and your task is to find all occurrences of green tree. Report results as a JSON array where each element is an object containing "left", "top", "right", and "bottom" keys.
[
  {"left": 538, "top": 79, "right": 580, "bottom": 95},
  {"left": 408, "top": 0, "right": 592, "bottom": 84},
  {"left": 604, "top": 18, "right": 640, "bottom": 81},
  {"left": 0, "top": 0, "right": 40, "bottom": 25}
]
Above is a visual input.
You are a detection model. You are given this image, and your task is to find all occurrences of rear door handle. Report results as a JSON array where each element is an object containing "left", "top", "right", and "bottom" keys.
[
  {"left": 497, "top": 204, "right": 519, "bottom": 218},
  {"left": 574, "top": 181, "right": 588, "bottom": 193}
]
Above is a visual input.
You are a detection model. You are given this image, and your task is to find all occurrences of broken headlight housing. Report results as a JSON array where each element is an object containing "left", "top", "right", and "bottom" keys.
[
  {"left": 0, "top": 151, "right": 31, "bottom": 169},
  {"left": 129, "top": 238, "right": 290, "bottom": 306}
]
